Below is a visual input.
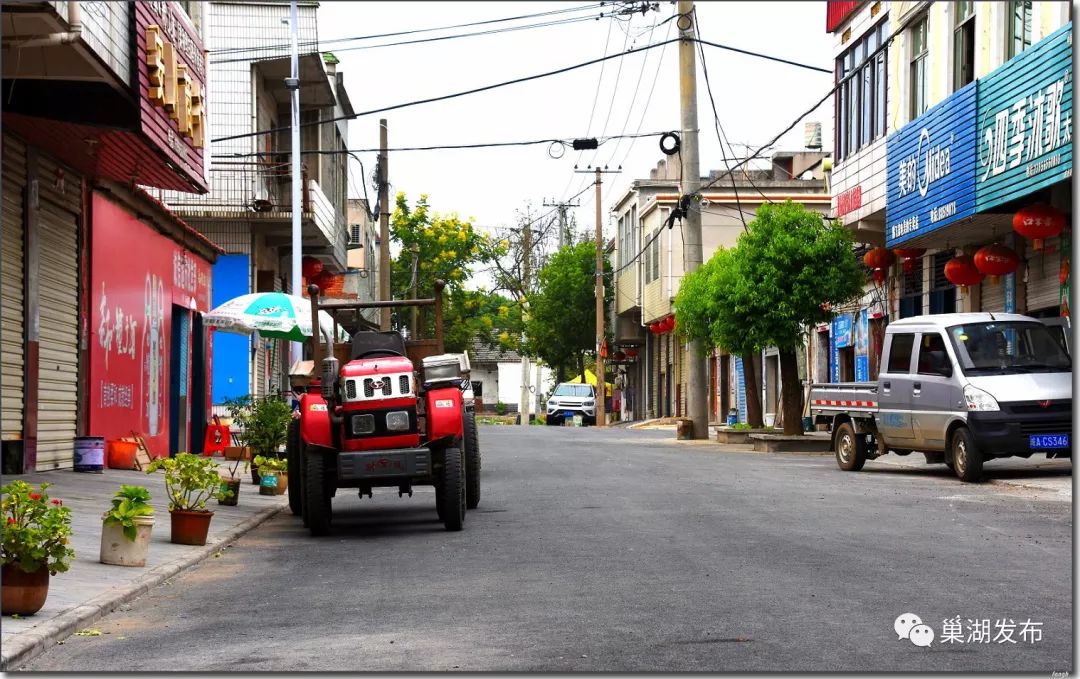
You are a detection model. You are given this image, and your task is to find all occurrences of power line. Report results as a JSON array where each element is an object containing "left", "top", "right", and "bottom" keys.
[
  {"left": 210, "top": 36, "right": 684, "bottom": 145},
  {"left": 601, "top": 8, "right": 661, "bottom": 168},
  {"left": 585, "top": 11, "right": 634, "bottom": 170},
  {"left": 694, "top": 38, "right": 831, "bottom": 74},
  {"left": 209, "top": 2, "right": 610, "bottom": 56},
  {"left": 610, "top": 8, "right": 674, "bottom": 170}
]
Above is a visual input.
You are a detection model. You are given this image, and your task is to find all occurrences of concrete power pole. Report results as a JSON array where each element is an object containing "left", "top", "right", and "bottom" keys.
[
  {"left": 678, "top": 0, "right": 708, "bottom": 439},
  {"left": 288, "top": 0, "right": 302, "bottom": 365},
  {"left": 378, "top": 119, "right": 391, "bottom": 330},
  {"left": 543, "top": 198, "right": 579, "bottom": 249},
  {"left": 594, "top": 167, "right": 606, "bottom": 428},
  {"left": 518, "top": 219, "right": 531, "bottom": 427}
]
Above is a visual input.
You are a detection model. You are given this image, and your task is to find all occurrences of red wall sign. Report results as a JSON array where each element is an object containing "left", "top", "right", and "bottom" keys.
[
  {"left": 89, "top": 193, "right": 213, "bottom": 456},
  {"left": 136, "top": 1, "right": 207, "bottom": 191},
  {"left": 836, "top": 185, "right": 863, "bottom": 218}
]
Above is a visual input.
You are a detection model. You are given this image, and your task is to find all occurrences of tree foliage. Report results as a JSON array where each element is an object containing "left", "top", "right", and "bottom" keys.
[{"left": 525, "top": 242, "right": 612, "bottom": 375}]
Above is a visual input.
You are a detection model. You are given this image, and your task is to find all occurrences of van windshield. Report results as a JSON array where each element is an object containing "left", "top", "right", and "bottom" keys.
[
  {"left": 553, "top": 384, "right": 594, "bottom": 397},
  {"left": 947, "top": 321, "right": 1072, "bottom": 375}
]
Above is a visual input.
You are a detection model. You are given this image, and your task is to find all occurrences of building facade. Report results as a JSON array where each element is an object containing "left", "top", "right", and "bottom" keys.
[
  {"left": 825, "top": 0, "right": 1072, "bottom": 385},
  {"left": 157, "top": 0, "right": 354, "bottom": 404},
  {"left": 1, "top": 1, "right": 217, "bottom": 469},
  {"left": 611, "top": 152, "right": 832, "bottom": 425}
]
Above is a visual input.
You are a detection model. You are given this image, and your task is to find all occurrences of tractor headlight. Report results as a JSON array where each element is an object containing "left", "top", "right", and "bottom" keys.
[
  {"left": 351, "top": 414, "right": 375, "bottom": 435},
  {"left": 386, "top": 411, "right": 410, "bottom": 431}
]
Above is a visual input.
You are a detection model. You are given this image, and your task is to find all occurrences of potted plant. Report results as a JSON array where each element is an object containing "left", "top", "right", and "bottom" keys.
[
  {"left": 100, "top": 485, "right": 154, "bottom": 567},
  {"left": 218, "top": 455, "right": 245, "bottom": 507},
  {"left": 145, "top": 453, "right": 227, "bottom": 546},
  {"left": 1, "top": 481, "right": 74, "bottom": 616},
  {"left": 253, "top": 455, "right": 288, "bottom": 496},
  {"left": 246, "top": 395, "right": 292, "bottom": 486}
]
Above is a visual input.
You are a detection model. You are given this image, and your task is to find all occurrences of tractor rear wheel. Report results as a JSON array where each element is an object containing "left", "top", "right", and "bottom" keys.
[
  {"left": 304, "top": 448, "right": 332, "bottom": 536},
  {"left": 463, "top": 411, "right": 481, "bottom": 510}
]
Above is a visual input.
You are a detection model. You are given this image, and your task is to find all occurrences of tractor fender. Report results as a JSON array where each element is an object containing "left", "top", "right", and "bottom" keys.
[
  {"left": 426, "top": 387, "right": 464, "bottom": 444},
  {"left": 299, "top": 392, "right": 335, "bottom": 449}
]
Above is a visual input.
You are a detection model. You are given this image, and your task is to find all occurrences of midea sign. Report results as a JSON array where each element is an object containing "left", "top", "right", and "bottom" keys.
[{"left": 885, "top": 82, "right": 977, "bottom": 247}]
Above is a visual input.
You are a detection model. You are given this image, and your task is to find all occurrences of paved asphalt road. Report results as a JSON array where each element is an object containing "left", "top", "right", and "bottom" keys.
[{"left": 19, "top": 426, "right": 1072, "bottom": 673}]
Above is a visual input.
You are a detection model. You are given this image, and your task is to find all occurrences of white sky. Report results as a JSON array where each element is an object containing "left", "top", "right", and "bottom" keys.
[{"left": 318, "top": 0, "right": 835, "bottom": 243}]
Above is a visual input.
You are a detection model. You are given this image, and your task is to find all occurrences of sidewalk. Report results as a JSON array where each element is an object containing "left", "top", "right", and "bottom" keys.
[{"left": 1, "top": 460, "right": 287, "bottom": 670}]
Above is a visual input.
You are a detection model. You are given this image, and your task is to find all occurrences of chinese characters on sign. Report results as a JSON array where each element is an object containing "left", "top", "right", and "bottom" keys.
[
  {"left": 980, "top": 73, "right": 1072, "bottom": 182},
  {"left": 894, "top": 612, "right": 1044, "bottom": 648}
]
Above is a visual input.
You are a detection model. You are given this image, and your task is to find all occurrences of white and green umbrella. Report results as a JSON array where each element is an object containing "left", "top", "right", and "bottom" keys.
[{"left": 206, "top": 292, "right": 349, "bottom": 343}]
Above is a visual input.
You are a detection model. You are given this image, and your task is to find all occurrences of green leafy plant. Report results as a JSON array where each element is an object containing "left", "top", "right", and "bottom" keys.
[
  {"left": 103, "top": 485, "right": 154, "bottom": 542},
  {"left": 146, "top": 453, "right": 227, "bottom": 512},
  {"left": 252, "top": 455, "right": 287, "bottom": 474},
  {"left": 494, "top": 401, "right": 508, "bottom": 416},
  {"left": 222, "top": 395, "right": 254, "bottom": 478},
  {"left": 729, "top": 422, "right": 754, "bottom": 431},
  {"left": 246, "top": 396, "right": 292, "bottom": 460},
  {"left": 2, "top": 480, "right": 74, "bottom": 574}
]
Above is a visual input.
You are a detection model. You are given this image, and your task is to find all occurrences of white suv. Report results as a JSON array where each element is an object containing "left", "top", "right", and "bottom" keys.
[{"left": 545, "top": 382, "right": 597, "bottom": 426}]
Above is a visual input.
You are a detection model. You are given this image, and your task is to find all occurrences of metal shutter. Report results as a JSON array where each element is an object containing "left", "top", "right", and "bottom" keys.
[
  {"left": 1025, "top": 237, "right": 1062, "bottom": 314},
  {"left": 1, "top": 135, "right": 26, "bottom": 441},
  {"left": 980, "top": 277, "right": 1006, "bottom": 312},
  {"left": 34, "top": 156, "right": 80, "bottom": 470}
]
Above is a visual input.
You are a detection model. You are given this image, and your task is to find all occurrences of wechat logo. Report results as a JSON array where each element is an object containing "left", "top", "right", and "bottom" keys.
[{"left": 895, "top": 613, "right": 934, "bottom": 648}]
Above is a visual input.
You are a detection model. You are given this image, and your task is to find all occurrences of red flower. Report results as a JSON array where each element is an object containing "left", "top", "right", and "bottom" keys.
[
  {"left": 29, "top": 493, "right": 41, "bottom": 501},
  {"left": 51, "top": 499, "right": 61, "bottom": 506},
  {"left": 6, "top": 517, "right": 14, "bottom": 525}
]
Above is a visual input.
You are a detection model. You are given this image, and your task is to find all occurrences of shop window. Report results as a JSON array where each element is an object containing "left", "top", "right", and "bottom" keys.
[
  {"left": 837, "top": 346, "right": 855, "bottom": 381},
  {"left": 1006, "top": 0, "right": 1032, "bottom": 59},
  {"left": 899, "top": 257, "right": 923, "bottom": 319},
  {"left": 835, "top": 21, "right": 888, "bottom": 161},
  {"left": 887, "top": 333, "right": 915, "bottom": 373},
  {"left": 910, "top": 15, "right": 929, "bottom": 120},
  {"left": 928, "top": 253, "right": 957, "bottom": 314},
  {"left": 953, "top": 2, "right": 975, "bottom": 90}
]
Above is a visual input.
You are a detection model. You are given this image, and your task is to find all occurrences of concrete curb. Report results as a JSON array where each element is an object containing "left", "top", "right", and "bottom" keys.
[{"left": 1, "top": 502, "right": 286, "bottom": 670}]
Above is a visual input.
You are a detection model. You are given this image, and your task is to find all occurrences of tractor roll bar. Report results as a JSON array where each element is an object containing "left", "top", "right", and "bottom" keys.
[{"left": 307, "top": 279, "right": 445, "bottom": 368}]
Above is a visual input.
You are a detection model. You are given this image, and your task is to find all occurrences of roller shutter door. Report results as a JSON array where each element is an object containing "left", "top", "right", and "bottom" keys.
[
  {"left": 34, "top": 155, "right": 80, "bottom": 470},
  {"left": 1025, "top": 237, "right": 1062, "bottom": 314},
  {"left": 1, "top": 135, "right": 26, "bottom": 441},
  {"left": 980, "top": 277, "right": 1006, "bottom": 313}
]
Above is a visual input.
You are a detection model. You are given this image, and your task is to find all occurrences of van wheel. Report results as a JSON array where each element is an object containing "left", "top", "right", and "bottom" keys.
[
  {"left": 834, "top": 422, "right": 867, "bottom": 471},
  {"left": 951, "top": 426, "right": 984, "bottom": 482}
]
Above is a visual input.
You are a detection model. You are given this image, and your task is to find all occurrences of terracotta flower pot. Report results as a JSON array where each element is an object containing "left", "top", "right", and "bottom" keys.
[
  {"left": 275, "top": 471, "right": 289, "bottom": 495},
  {"left": 1, "top": 563, "right": 50, "bottom": 616},
  {"left": 169, "top": 509, "right": 214, "bottom": 546}
]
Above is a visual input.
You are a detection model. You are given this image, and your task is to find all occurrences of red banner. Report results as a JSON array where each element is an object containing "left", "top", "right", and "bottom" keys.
[{"left": 88, "top": 193, "right": 212, "bottom": 457}]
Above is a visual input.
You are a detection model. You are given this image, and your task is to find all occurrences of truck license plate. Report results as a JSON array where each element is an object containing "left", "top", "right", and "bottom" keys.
[
  {"left": 1029, "top": 434, "right": 1070, "bottom": 449},
  {"left": 563, "top": 411, "right": 576, "bottom": 418}
]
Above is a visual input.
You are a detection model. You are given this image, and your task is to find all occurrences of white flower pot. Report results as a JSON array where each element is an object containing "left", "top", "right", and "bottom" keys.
[{"left": 99, "top": 514, "right": 154, "bottom": 567}]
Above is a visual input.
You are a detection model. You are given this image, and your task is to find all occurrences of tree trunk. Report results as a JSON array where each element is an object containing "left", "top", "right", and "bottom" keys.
[
  {"left": 779, "top": 349, "right": 804, "bottom": 436},
  {"left": 578, "top": 353, "right": 585, "bottom": 380},
  {"left": 556, "top": 364, "right": 566, "bottom": 384},
  {"left": 741, "top": 352, "right": 764, "bottom": 428}
]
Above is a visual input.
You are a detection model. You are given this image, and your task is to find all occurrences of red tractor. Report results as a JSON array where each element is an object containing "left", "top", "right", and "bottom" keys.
[{"left": 287, "top": 280, "right": 480, "bottom": 535}]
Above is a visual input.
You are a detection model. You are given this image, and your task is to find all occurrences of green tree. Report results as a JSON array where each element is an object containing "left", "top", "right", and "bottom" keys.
[
  {"left": 526, "top": 242, "right": 612, "bottom": 379},
  {"left": 676, "top": 201, "right": 865, "bottom": 434}
]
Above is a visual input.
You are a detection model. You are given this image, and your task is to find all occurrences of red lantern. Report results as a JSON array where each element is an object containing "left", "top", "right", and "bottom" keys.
[
  {"left": 312, "top": 270, "right": 335, "bottom": 292},
  {"left": 301, "top": 256, "right": 323, "bottom": 279},
  {"left": 944, "top": 255, "right": 985, "bottom": 289},
  {"left": 973, "top": 243, "right": 1020, "bottom": 284},
  {"left": 893, "top": 247, "right": 926, "bottom": 274},
  {"left": 649, "top": 322, "right": 661, "bottom": 334},
  {"left": 662, "top": 316, "right": 675, "bottom": 333},
  {"left": 1013, "top": 204, "right": 1065, "bottom": 251},
  {"left": 863, "top": 247, "right": 896, "bottom": 271},
  {"left": 872, "top": 269, "right": 886, "bottom": 285}
]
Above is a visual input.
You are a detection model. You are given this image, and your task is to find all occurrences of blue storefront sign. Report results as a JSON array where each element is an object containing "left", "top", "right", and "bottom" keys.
[
  {"left": 886, "top": 81, "right": 978, "bottom": 246},
  {"left": 734, "top": 356, "right": 747, "bottom": 424},
  {"left": 833, "top": 313, "right": 853, "bottom": 348},
  {"left": 976, "top": 23, "right": 1073, "bottom": 212},
  {"left": 854, "top": 309, "right": 869, "bottom": 382}
]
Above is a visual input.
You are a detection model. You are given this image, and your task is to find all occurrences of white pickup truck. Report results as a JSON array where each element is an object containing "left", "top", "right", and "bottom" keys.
[{"left": 810, "top": 313, "right": 1072, "bottom": 482}]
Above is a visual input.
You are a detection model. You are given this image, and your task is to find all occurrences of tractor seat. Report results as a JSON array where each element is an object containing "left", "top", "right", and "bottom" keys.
[{"left": 350, "top": 330, "right": 408, "bottom": 360}]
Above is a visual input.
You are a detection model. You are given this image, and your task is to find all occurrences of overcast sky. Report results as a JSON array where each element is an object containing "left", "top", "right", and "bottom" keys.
[{"left": 318, "top": 1, "right": 835, "bottom": 243}]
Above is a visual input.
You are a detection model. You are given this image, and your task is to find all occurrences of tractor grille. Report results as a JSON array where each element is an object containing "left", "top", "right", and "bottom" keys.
[
  {"left": 363, "top": 380, "right": 374, "bottom": 397},
  {"left": 345, "top": 379, "right": 357, "bottom": 400},
  {"left": 400, "top": 375, "right": 410, "bottom": 394},
  {"left": 344, "top": 373, "right": 414, "bottom": 402}
]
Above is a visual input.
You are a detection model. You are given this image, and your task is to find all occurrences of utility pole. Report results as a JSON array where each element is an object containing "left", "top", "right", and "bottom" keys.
[
  {"left": 678, "top": 0, "right": 707, "bottom": 439},
  {"left": 543, "top": 198, "right": 580, "bottom": 249},
  {"left": 378, "top": 119, "right": 391, "bottom": 330},
  {"left": 287, "top": 0, "right": 302, "bottom": 365},
  {"left": 408, "top": 243, "right": 420, "bottom": 338},
  {"left": 518, "top": 218, "right": 531, "bottom": 427}
]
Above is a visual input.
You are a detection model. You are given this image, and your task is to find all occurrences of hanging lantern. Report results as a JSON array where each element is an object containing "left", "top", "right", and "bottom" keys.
[
  {"left": 301, "top": 256, "right": 323, "bottom": 279},
  {"left": 662, "top": 316, "right": 675, "bottom": 333},
  {"left": 669, "top": 316, "right": 677, "bottom": 332},
  {"left": 863, "top": 247, "right": 896, "bottom": 271},
  {"left": 872, "top": 268, "right": 886, "bottom": 285},
  {"left": 1013, "top": 204, "right": 1065, "bottom": 251},
  {"left": 973, "top": 243, "right": 1020, "bottom": 284},
  {"left": 893, "top": 247, "right": 926, "bottom": 274},
  {"left": 613, "top": 350, "right": 626, "bottom": 362},
  {"left": 649, "top": 322, "right": 661, "bottom": 334},
  {"left": 944, "top": 255, "right": 985, "bottom": 290}
]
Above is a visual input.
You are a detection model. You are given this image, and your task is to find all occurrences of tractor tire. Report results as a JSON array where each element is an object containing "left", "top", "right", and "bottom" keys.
[
  {"left": 438, "top": 445, "right": 465, "bottom": 531},
  {"left": 951, "top": 426, "right": 984, "bottom": 483},
  {"left": 304, "top": 448, "right": 333, "bottom": 536},
  {"left": 463, "top": 411, "right": 481, "bottom": 510},
  {"left": 834, "top": 421, "right": 867, "bottom": 472},
  {"left": 286, "top": 419, "right": 302, "bottom": 516}
]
